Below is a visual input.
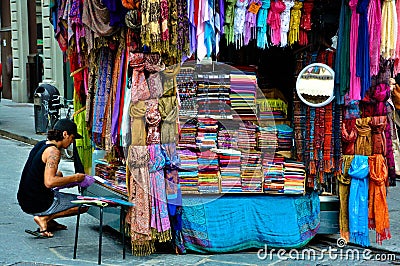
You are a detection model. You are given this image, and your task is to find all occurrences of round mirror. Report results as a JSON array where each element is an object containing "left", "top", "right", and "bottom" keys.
[{"left": 296, "top": 63, "right": 335, "bottom": 107}]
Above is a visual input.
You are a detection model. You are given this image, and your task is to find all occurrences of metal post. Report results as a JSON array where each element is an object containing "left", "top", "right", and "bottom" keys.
[
  {"left": 98, "top": 206, "right": 103, "bottom": 265},
  {"left": 120, "top": 206, "right": 126, "bottom": 259},
  {"left": 73, "top": 205, "right": 82, "bottom": 259}
]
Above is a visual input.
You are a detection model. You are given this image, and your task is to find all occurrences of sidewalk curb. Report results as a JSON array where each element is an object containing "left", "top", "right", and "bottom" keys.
[{"left": 0, "top": 130, "right": 39, "bottom": 146}]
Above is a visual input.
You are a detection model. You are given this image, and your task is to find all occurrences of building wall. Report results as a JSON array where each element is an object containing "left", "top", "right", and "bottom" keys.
[{"left": 9, "top": 0, "right": 64, "bottom": 103}]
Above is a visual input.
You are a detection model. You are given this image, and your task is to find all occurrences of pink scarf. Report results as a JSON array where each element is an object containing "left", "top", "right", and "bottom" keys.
[
  {"left": 368, "top": 0, "right": 382, "bottom": 76},
  {"left": 267, "top": 0, "right": 286, "bottom": 46},
  {"left": 394, "top": 0, "right": 400, "bottom": 73},
  {"left": 349, "top": 0, "right": 361, "bottom": 100}
]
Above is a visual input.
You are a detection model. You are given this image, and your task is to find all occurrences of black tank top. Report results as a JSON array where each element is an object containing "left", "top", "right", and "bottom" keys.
[{"left": 17, "top": 141, "right": 56, "bottom": 214}]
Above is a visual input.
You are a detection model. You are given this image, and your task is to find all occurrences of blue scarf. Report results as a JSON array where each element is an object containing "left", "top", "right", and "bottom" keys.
[
  {"left": 348, "top": 155, "right": 370, "bottom": 247},
  {"left": 256, "top": 0, "right": 271, "bottom": 49}
]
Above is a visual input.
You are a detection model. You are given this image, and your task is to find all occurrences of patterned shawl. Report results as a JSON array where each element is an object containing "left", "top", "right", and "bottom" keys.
[
  {"left": 368, "top": 154, "right": 391, "bottom": 244},
  {"left": 129, "top": 53, "right": 150, "bottom": 104},
  {"left": 126, "top": 145, "right": 154, "bottom": 256},
  {"left": 82, "top": 0, "right": 118, "bottom": 36},
  {"left": 145, "top": 99, "right": 162, "bottom": 145}
]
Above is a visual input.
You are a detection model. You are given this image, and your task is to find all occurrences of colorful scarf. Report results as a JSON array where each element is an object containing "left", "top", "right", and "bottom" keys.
[
  {"left": 129, "top": 100, "right": 147, "bottom": 146},
  {"left": 267, "top": 0, "right": 286, "bottom": 46},
  {"left": 130, "top": 52, "right": 150, "bottom": 104},
  {"left": 224, "top": 0, "right": 236, "bottom": 45},
  {"left": 288, "top": 1, "right": 302, "bottom": 46},
  {"left": 82, "top": 0, "right": 118, "bottom": 36},
  {"left": 342, "top": 119, "right": 357, "bottom": 155},
  {"left": 299, "top": 0, "right": 314, "bottom": 46},
  {"left": 395, "top": 0, "right": 400, "bottom": 73},
  {"left": 146, "top": 99, "right": 162, "bottom": 145},
  {"left": 280, "top": 0, "right": 295, "bottom": 47},
  {"left": 355, "top": 117, "right": 372, "bottom": 156},
  {"left": 256, "top": 0, "right": 271, "bottom": 49},
  {"left": 233, "top": 0, "right": 248, "bottom": 48},
  {"left": 159, "top": 96, "right": 178, "bottom": 144},
  {"left": 381, "top": 0, "right": 397, "bottom": 59},
  {"left": 126, "top": 145, "right": 153, "bottom": 256},
  {"left": 244, "top": 0, "right": 260, "bottom": 46},
  {"left": 144, "top": 53, "right": 165, "bottom": 99},
  {"left": 373, "top": 83, "right": 390, "bottom": 116},
  {"left": 368, "top": 0, "right": 382, "bottom": 76},
  {"left": 368, "top": 154, "right": 391, "bottom": 244},
  {"left": 348, "top": 155, "right": 370, "bottom": 247},
  {"left": 148, "top": 144, "right": 171, "bottom": 242},
  {"left": 338, "top": 154, "right": 354, "bottom": 242},
  {"left": 370, "top": 116, "right": 387, "bottom": 155},
  {"left": 323, "top": 103, "right": 333, "bottom": 172}
]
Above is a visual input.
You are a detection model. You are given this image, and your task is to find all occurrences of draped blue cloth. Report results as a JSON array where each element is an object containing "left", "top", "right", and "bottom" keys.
[
  {"left": 180, "top": 191, "right": 320, "bottom": 253},
  {"left": 256, "top": 0, "right": 271, "bottom": 49},
  {"left": 356, "top": 0, "right": 371, "bottom": 100},
  {"left": 348, "top": 155, "right": 370, "bottom": 247}
]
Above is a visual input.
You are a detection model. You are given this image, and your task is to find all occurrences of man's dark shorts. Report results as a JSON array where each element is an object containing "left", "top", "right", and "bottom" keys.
[{"left": 31, "top": 191, "right": 79, "bottom": 216}]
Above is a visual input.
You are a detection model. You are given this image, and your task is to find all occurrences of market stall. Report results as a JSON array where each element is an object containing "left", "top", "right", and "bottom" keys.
[{"left": 50, "top": 0, "right": 399, "bottom": 256}]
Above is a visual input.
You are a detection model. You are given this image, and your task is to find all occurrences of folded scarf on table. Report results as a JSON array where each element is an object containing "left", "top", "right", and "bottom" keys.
[
  {"left": 368, "top": 154, "right": 391, "bottom": 244},
  {"left": 348, "top": 155, "right": 370, "bottom": 247},
  {"left": 338, "top": 155, "right": 354, "bottom": 241}
]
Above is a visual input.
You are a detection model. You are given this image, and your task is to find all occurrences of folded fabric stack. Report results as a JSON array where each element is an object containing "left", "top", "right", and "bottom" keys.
[
  {"left": 196, "top": 72, "right": 231, "bottom": 119},
  {"left": 178, "top": 149, "right": 199, "bottom": 192},
  {"left": 283, "top": 160, "right": 306, "bottom": 194},
  {"left": 256, "top": 98, "right": 288, "bottom": 120},
  {"left": 177, "top": 66, "right": 198, "bottom": 117},
  {"left": 240, "top": 150, "right": 263, "bottom": 192},
  {"left": 197, "top": 150, "right": 220, "bottom": 193},
  {"left": 178, "top": 119, "right": 198, "bottom": 149},
  {"left": 94, "top": 159, "right": 113, "bottom": 182},
  {"left": 262, "top": 155, "right": 285, "bottom": 193},
  {"left": 257, "top": 126, "right": 278, "bottom": 152},
  {"left": 230, "top": 71, "right": 258, "bottom": 120},
  {"left": 238, "top": 122, "right": 258, "bottom": 150},
  {"left": 196, "top": 118, "right": 218, "bottom": 150},
  {"left": 213, "top": 148, "right": 242, "bottom": 193},
  {"left": 276, "top": 124, "right": 294, "bottom": 151},
  {"left": 114, "top": 166, "right": 127, "bottom": 194}
]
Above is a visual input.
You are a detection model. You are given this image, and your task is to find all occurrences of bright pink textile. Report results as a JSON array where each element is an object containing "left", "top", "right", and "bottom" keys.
[{"left": 349, "top": 0, "right": 361, "bottom": 100}]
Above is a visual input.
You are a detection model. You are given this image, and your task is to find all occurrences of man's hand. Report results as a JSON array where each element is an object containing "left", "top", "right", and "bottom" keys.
[{"left": 74, "top": 173, "right": 86, "bottom": 183}]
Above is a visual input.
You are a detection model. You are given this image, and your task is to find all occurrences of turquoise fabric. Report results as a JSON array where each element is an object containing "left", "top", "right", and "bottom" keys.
[{"left": 181, "top": 191, "right": 320, "bottom": 253}]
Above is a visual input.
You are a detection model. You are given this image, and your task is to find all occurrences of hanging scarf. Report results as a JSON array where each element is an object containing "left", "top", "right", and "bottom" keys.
[
  {"left": 112, "top": 48, "right": 126, "bottom": 146},
  {"left": 160, "top": 0, "right": 169, "bottom": 43},
  {"left": 224, "top": 0, "right": 236, "bottom": 45},
  {"left": 355, "top": 117, "right": 372, "bottom": 156},
  {"left": 141, "top": 0, "right": 161, "bottom": 51},
  {"left": 342, "top": 119, "right": 357, "bottom": 155},
  {"left": 188, "top": 0, "right": 197, "bottom": 56},
  {"left": 148, "top": 144, "right": 172, "bottom": 242},
  {"left": 348, "top": 0, "right": 361, "bottom": 101},
  {"left": 166, "top": 0, "right": 179, "bottom": 64},
  {"left": 122, "top": 0, "right": 139, "bottom": 10},
  {"left": 280, "top": 0, "right": 294, "bottom": 47},
  {"left": 348, "top": 155, "right": 370, "bottom": 247},
  {"left": 176, "top": 0, "right": 190, "bottom": 61},
  {"left": 130, "top": 100, "right": 147, "bottom": 146},
  {"left": 394, "top": 0, "right": 400, "bottom": 73},
  {"left": 356, "top": 0, "right": 371, "bottom": 100},
  {"left": 373, "top": 83, "right": 390, "bottom": 116},
  {"left": 130, "top": 52, "right": 150, "bottom": 104},
  {"left": 146, "top": 99, "right": 162, "bottom": 145},
  {"left": 337, "top": 154, "right": 354, "bottom": 242},
  {"left": 299, "top": 0, "right": 314, "bottom": 46},
  {"left": 159, "top": 96, "right": 178, "bottom": 144},
  {"left": 267, "top": 0, "right": 286, "bottom": 46},
  {"left": 82, "top": 0, "right": 118, "bottom": 36},
  {"left": 370, "top": 116, "right": 387, "bottom": 155},
  {"left": 368, "top": 154, "right": 391, "bottom": 244},
  {"left": 368, "top": 0, "right": 382, "bottom": 76},
  {"left": 233, "top": 0, "right": 248, "bottom": 48},
  {"left": 145, "top": 53, "right": 165, "bottom": 99},
  {"left": 126, "top": 145, "right": 154, "bottom": 256},
  {"left": 256, "top": 0, "right": 271, "bottom": 49},
  {"left": 288, "top": 1, "right": 302, "bottom": 46},
  {"left": 162, "top": 64, "right": 181, "bottom": 96},
  {"left": 335, "top": 0, "right": 351, "bottom": 99},
  {"left": 381, "top": 0, "right": 397, "bottom": 59},
  {"left": 244, "top": 0, "right": 260, "bottom": 46},
  {"left": 323, "top": 103, "right": 333, "bottom": 172},
  {"left": 385, "top": 114, "right": 397, "bottom": 186}
]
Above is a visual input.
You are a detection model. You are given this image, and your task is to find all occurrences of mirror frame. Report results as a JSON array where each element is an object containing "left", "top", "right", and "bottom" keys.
[{"left": 296, "top": 63, "right": 335, "bottom": 108}]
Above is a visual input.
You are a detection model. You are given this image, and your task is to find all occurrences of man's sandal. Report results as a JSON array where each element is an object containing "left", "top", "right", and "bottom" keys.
[{"left": 25, "top": 229, "right": 53, "bottom": 238}]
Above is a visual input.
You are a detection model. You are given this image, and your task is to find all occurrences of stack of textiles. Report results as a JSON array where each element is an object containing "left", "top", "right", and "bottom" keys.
[
  {"left": 177, "top": 67, "right": 198, "bottom": 117},
  {"left": 178, "top": 119, "right": 198, "bottom": 149},
  {"left": 257, "top": 126, "right": 279, "bottom": 152},
  {"left": 238, "top": 122, "right": 258, "bottom": 150},
  {"left": 114, "top": 166, "right": 127, "bottom": 194},
  {"left": 256, "top": 98, "right": 288, "bottom": 120},
  {"left": 197, "top": 150, "right": 220, "bottom": 193},
  {"left": 177, "top": 149, "right": 199, "bottom": 192},
  {"left": 217, "top": 120, "right": 239, "bottom": 149},
  {"left": 196, "top": 72, "right": 232, "bottom": 119},
  {"left": 230, "top": 71, "right": 258, "bottom": 120},
  {"left": 240, "top": 150, "right": 263, "bottom": 192},
  {"left": 196, "top": 118, "right": 218, "bottom": 150},
  {"left": 94, "top": 159, "right": 113, "bottom": 182},
  {"left": 262, "top": 155, "right": 285, "bottom": 193},
  {"left": 283, "top": 160, "right": 306, "bottom": 194},
  {"left": 276, "top": 124, "right": 294, "bottom": 150},
  {"left": 212, "top": 148, "right": 242, "bottom": 192}
]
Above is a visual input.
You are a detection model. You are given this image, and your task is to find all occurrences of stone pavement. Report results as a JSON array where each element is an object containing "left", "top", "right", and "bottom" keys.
[{"left": 1, "top": 98, "right": 400, "bottom": 265}]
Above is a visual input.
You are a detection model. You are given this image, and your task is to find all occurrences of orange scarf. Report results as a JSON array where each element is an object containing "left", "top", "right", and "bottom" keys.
[{"left": 368, "top": 154, "right": 391, "bottom": 244}]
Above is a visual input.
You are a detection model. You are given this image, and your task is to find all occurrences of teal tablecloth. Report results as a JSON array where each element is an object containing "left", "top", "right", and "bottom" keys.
[{"left": 180, "top": 191, "right": 320, "bottom": 253}]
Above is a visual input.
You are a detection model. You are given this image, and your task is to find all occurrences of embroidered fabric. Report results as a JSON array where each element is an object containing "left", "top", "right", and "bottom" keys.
[
  {"left": 129, "top": 53, "right": 150, "bottom": 104},
  {"left": 146, "top": 99, "right": 162, "bottom": 145},
  {"left": 233, "top": 0, "right": 248, "bottom": 48}
]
